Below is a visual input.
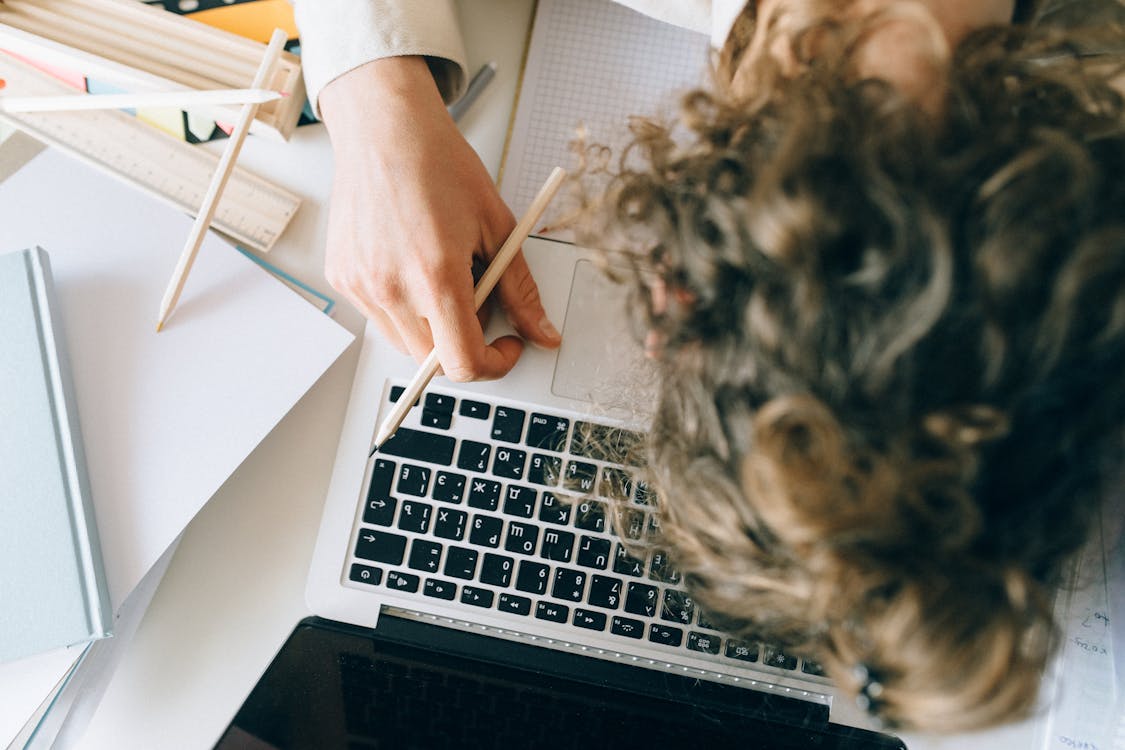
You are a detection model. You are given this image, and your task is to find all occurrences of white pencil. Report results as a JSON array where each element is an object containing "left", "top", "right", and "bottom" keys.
[
  {"left": 0, "top": 88, "right": 283, "bottom": 114},
  {"left": 370, "top": 166, "right": 568, "bottom": 455},
  {"left": 155, "top": 29, "right": 288, "bottom": 333}
]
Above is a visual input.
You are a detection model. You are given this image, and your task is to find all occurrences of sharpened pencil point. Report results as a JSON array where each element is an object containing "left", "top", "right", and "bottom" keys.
[{"left": 156, "top": 321, "right": 164, "bottom": 333}]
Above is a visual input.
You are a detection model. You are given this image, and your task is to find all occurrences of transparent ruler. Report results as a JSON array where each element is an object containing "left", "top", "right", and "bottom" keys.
[{"left": 0, "top": 54, "right": 300, "bottom": 253}]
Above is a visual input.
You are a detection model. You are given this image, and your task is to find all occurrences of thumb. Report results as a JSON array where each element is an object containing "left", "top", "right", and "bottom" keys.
[{"left": 495, "top": 249, "right": 562, "bottom": 349}]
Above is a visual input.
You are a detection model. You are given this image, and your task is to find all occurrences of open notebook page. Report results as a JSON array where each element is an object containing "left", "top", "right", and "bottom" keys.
[{"left": 499, "top": 0, "right": 710, "bottom": 234}]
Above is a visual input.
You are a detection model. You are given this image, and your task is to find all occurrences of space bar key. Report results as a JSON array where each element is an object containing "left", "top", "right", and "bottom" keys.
[{"left": 377, "top": 427, "right": 456, "bottom": 466}]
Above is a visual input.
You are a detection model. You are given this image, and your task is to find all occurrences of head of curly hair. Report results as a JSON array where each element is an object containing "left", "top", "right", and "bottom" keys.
[{"left": 574, "top": 6, "right": 1125, "bottom": 733}]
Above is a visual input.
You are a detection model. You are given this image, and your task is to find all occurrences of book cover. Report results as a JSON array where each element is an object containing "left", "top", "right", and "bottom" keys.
[{"left": 0, "top": 246, "right": 111, "bottom": 664}]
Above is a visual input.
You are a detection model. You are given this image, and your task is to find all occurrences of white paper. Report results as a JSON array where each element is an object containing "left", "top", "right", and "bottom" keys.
[
  {"left": 1038, "top": 504, "right": 1121, "bottom": 750},
  {"left": 0, "top": 148, "right": 354, "bottom": 610}
]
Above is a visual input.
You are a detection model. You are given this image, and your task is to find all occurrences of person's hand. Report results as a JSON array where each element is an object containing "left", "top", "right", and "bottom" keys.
[{"left": 319, "top": 56, "right": 561, "bottom": 381}]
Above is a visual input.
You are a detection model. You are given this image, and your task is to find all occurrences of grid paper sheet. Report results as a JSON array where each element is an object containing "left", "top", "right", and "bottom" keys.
[{"left": 500, "top": 0, "right": 711, "bottom": 233}]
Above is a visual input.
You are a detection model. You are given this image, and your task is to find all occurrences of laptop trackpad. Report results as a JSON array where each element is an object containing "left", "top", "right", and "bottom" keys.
[{"left": 551, "top": 260, "right": 657, "bottom": 409}]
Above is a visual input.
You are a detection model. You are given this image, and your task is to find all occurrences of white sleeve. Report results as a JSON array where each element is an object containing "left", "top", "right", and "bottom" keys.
[{"left": 293, "top": 0, "right": 469, "bottom": 118}]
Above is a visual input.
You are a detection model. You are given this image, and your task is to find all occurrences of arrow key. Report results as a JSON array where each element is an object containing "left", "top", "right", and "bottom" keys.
[
  {"left": 363, "top": 495, "right": 397, "bottom": 526},
  {"left": 355, "top": 529, "right": 407, "bottom": 565}
]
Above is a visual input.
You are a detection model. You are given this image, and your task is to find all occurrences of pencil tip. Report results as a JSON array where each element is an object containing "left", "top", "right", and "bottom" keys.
[{"left": 155, "top": 321, "right": 164, "bottom": 333}]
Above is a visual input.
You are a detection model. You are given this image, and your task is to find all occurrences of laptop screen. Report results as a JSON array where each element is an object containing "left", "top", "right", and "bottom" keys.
[{"left": 215, "top": 615, "right": 904, "bottom": 750}]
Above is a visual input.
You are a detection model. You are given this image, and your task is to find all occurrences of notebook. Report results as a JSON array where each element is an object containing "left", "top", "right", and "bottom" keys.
[{"left": 0, "top": 246, "right": 110, "bottom": 664}]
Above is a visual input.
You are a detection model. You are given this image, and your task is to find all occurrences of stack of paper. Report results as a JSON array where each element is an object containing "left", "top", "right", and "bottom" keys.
[{"left": 0, "top": 137, "right": 353, "bottom": 746}]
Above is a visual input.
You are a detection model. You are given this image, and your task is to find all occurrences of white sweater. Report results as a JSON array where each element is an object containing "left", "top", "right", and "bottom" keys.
[{"left": 293, "top": 0, "right": 747, "bottom": 116}]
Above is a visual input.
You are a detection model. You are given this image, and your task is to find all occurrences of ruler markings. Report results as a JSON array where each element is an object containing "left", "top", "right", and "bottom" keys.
[{"left": 0, "top": 53, "right": 300, "bottom": 253}]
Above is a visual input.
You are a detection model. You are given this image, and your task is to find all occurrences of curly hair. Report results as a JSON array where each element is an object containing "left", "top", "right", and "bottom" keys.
[{"left": 575, "top": 5, "right": 1125, "bottom": 733}]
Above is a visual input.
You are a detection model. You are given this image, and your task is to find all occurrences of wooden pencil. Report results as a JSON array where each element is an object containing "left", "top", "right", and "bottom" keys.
[
  {"left": 155, "top": 28, "right": 288, "bottom": 332},
  {"left": 0, "top": 88, "right": 282, "bottom": 113},
  {"left": 369, "top": 166, "right": 568, "bottom": 454}
]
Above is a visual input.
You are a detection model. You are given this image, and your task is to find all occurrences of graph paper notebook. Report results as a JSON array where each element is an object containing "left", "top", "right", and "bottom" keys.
[
  {"left": 498, "top": 0, "right": 711, "bottom": 234},
  {"left": 0, "top": 247, "right": 111, "bottom": 664}
]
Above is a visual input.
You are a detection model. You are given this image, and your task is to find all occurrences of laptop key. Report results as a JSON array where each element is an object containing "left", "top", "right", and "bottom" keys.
[
  {"left": 457, "top": 440, "right": 491, "bottom": 473},
  {"left": 460, "top": 586, "right": 494, "bottom": 608},
  {"left": 355, "top": 529, "right": 407, "bottom": 565},
  {"left": 367, "top": 458, "right": 396, "bottom": 500},
  {"left": 613, "top": 543, "right": 646, "bottom": 577},
  {"left": 420, "top": 408, "right": 452, "bottom": 430},
  {"left": 725, "top": 639, "right": 759, "bottom": 663},
  {"left": 801, "top": 658, "right": 826, "bottom": 676},
  {"left": 539, "top": 492, "right": 572, "bottom": 525},
  {"left": 576, "top": 536, "right": 610, "bottom": 569},
  {"left": 587, "top": 575, "right": 622, "bottom": 609},
  {"left": 598, "top": 467, "right": 633, "bottom": 502},
  {"left": 443, "top": 546, "right": 479, "bottom": 580},
  {"left": 502, "top": 484, "right": 537, "bottom": 518},
  {"left": 407, "top": 539, "right": 443, "bottom": 573},
  {"left": 762, "top": 644, "right": 798, "bottom": 670},
  {"left": 467, "top": 477, "right": 501, "bottom": 511},
  {"left": 498, "top": 593, "right": 532, "bottom": 616},
  {"left": 378, "top": 427, "right": 455, "bottom": 466},
  {"left": 469, "top": 515, "right": 502, "bottom": 548},
  {"left": 386, "top": 570, "right": 420, "bottom": 593},
  {"left": 536, "top": 601, "right": 570, "bottom": 624},
  {"left": 362, "top": 495, "right": 396, "bottom": 527},
  {"left": 649, "top": 550, "right": 680, "bottom": 584},
  {"left": 687, "top": 632, "right": 721, "bottom": 655},
  {"left": 574, "top": 500, "right": 606, "bottom": 532},
  {"left": 528, "top": 453, "right": 562, "bottom": 486},
  {"left": 574, "top": 609, "right": 607, "bottom": 631},
  {"left": 459, "top": 399, "right": 490, "bottom": 419},
  {"left": 491, "top": 406, "right": 525, "bottom": 442},
  {"left": 648, "top": 624, "right": 684, "bottom": 648},
  {"left": 526, "top": 413, "right": 570, "bottom": 451},
  {"left": 610, "top": 616, "right": 644, "bottom": 639},
  {"left": 661, "top": 589, "right": 695, "bottom": 626},
  {"left": 504, "top": 522, "right": 539, "bottom": 555},
  {"left": 432, "top": 471, "right": 466, "bottom": 504},
  {"left": 396, "top": 464, "right": 431, "bottom": 497},
  {"left": 563, "top": 461, "right": 598, "bottom": 493},
  {"left": 551, "top": 567, "right": 587, "bottom": 602},
  {"left": 493, "top": 446, "right": 527, "bottom": 480},
  {"left": 540, "top": 529, "right": 575, "bottom": 563},
  {"left": 433, "top": 508, "right": 467, "bottom": 541},
  {"left": 624, "top": 582, "right": 658, "bottom": 617},
  {"left": 515, "top": 560, "right": 549, "bottom": 595},
  {"left": 397, "top": 500, "right": 432, "bottom": 534},
  {"left": 348, "top": 564, "right": 382, "bottom": 586},
  {"left": 423, "top": 578, "right": 457, "bottom": 601},
  {"left": 424, "top": 393, "right": 456, "bottom": 414},
  {"left": 571, "top": 423, "right": 643, "bottom": 466},
  {"left": 480, "top": 553, "right": 514, "bottom": 587}
]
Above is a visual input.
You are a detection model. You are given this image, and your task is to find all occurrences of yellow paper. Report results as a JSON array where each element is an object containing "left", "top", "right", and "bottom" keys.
[{"left": 188, "top": 0, "right": 298, "bottom": 44}]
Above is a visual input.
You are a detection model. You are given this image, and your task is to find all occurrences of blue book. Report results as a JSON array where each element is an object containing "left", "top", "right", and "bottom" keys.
[{"left": 0, "top": 247, "right": 111, "bottom": 663}]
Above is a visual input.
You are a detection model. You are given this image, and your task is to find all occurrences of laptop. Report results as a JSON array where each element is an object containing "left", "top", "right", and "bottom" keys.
[{"left": 215, "top": 236, "right": 906, "bottom": 749}]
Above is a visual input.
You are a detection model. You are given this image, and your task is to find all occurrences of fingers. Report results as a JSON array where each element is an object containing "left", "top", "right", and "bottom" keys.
[
  {"left": 493, "top": 249, "right": 562, "bottom": 349},
  {"left": 427, "top": 277, "right": 524, "bottom": 381}
]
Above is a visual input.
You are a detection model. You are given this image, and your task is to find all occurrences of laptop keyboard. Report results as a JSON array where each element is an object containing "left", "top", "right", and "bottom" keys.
[{"left": 346, "top": 386, "right": 825, "bottom": 680}]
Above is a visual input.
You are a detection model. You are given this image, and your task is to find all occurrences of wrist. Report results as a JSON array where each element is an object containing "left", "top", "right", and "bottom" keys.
[{"left": 319, "top": 57, "right": 448, "bottom": 149}]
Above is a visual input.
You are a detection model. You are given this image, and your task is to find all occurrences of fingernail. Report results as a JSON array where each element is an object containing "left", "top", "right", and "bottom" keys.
[{"left": 539, "top": 315, "right": 560, "bottom": 342}]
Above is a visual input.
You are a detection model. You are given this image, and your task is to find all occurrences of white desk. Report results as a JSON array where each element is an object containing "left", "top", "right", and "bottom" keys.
[{"left": 78, "top": 2, "right": 1043, "bottom": 748}]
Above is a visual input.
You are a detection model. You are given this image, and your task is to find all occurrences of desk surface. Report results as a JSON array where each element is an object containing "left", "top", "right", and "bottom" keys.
[{"left": 79, "top": 2, "right": 1043, "bottom": 748}]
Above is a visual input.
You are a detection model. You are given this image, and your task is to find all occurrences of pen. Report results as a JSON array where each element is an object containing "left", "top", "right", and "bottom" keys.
[
  {"left": 0, "top": 87, "right": 283, "bottom": 114},
  {"left": 448, "top": 61, "right": 496, "bottom": 122},
  {"left": 370, "top": 166, "right": 568, "bottom": 455},
  {"left": 155, "top": 29, "right": 288, "bottom": 332}
]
